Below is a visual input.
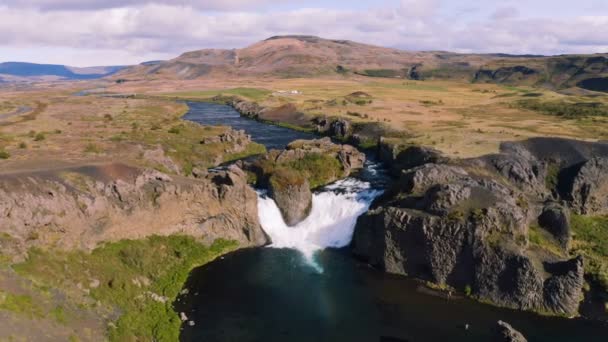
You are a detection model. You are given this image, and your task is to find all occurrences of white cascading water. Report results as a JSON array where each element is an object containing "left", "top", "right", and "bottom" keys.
[{"left": 257, "top": 176, "right": 383, "bottom": 272}]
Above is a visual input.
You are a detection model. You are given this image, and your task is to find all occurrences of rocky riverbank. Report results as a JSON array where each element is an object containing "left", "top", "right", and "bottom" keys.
[{"left": 353, "top": 137, "right": 608, "bottom": 318}]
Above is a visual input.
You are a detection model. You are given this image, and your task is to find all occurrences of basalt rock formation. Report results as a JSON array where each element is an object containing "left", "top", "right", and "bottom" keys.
[
  {"left": 568, "top": 157, "right": 608, "bottom": 215},
  {"left": 268, "top": 169, "right": 312, "bottom": 226},
  {"left": 378, "top": 140, "right": 447, "bottom": 177},
  {"left": 352, "top": 137, "right": 608, "bottom": 317},
  {"left": 0, "top": 163, "right": 268, "bottom": 257},
  {"left": 353, "top": 162, "right": 584, "bottom": 315}
]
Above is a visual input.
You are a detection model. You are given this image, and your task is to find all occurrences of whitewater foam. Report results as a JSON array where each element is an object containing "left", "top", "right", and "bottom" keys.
[{"left": 257, "top": 178, "right": 382, "bottom": 271}]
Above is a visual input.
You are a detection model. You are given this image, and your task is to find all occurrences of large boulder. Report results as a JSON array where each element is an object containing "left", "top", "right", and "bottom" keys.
[
  {"left": 538, "top": 202, "right": 571, "bottom": 249},
  {"left": 268, "top": 168, "right": 312, "bottom": 226},
  {"left": 568, "top": 157, "right": 608, "bottom": 215},
  {"left": 378, "top": 139, "right": 446, "bottom": 176},
  {"left": 314, "top": 117, "right": 353, "bottom": 139},
  {"left": 352, "top": 163, "right": 584, "bottom": 316},
  {"left": 478, "top": 149, "right": 548, "bottom": 198}
]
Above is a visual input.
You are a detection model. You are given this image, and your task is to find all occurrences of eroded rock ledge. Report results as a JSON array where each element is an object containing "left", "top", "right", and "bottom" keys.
[{"left": 0, "top": 163, "right": 268, "bottom": 257}]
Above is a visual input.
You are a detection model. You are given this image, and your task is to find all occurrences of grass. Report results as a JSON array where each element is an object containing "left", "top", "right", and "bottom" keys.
[
  {"left": 545, "top": 163, "right": 560, "bottom": 191},
  {"left": 162, "top": 88, "right": 272, "bottom": 102},
  {"left": 125, "top": 112, "right": 266, "bottom": 174},
  {"left": 570, "top": 215, "right": 608, "bottom": 291},
  {"left": 269, "top": 167, "right": 307, "bottom": 191},
  {"left": 517, "top": 99, "right": 608, "bottom": 118},
  {"left": 0, "top": 149, "right": 9, "bottom": 159},
  {"left": 0, "top": 291, "right": 43, "bottom": 319},
  {"left": 33, "top": 132, "right": 45, "bottom": 141},
  {"left": 84, "top": 143, "right": 102, "bottom": 154},
  {"left": 528, "top": 224, "right": 564, "bottom": 256},
  {"left": 253, "top": 151, "right": 344, "bottom": 190},
  {"left": 13, "top": 235, "right": 237, "bottom": 341}
]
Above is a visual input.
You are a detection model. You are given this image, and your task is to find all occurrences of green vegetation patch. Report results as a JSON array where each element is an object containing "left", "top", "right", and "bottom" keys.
[
  {"left": 14, "top": 236, "right": 237, "bottom": 341},
  {"left": 570, "top": 215, "right": 608, "bottom": 291},
  {"left": 283, "top": 153, "right": 343, "bottom": 189},
  {"left": 528, "top": 224, "right": 564, "bottom": 256},
  {"left": 126, "top": 116, "right": 265, "bottom": 174},
  {"left": 356, "top": 69, "right": 405, "bottom": 78},
  {"left": 517, "top": 99, "right": 608, "bottom": 119},
  {"left": 0, "top": 291, "right": 43, "bottom": 318},
  {"left": 254, "top": 152, "right": 344, "bottom": 190},
  {"left": 162, "top": 88, "right": 272, "bottom": 102}
]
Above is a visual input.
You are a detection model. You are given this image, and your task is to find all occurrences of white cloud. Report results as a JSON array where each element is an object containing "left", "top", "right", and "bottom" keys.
[
  {"left": 1, "top": 0, "right": 290, "bottom": 11},
  {"left": 0, "top": 1, "right": 606, "bottom": 66}
]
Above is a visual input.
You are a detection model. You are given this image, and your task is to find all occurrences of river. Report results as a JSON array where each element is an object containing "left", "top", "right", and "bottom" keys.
[{"left": 176, "top": 101, "right": 608, "bottom": 341}]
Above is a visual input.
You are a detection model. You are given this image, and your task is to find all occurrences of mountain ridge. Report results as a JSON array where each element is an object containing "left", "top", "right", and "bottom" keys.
[
  {"left": 0, "top": 61, "right": 126, "bottom": 82},
  {"left": 114, "top": 35, "right": 608, "bottom": 92}
]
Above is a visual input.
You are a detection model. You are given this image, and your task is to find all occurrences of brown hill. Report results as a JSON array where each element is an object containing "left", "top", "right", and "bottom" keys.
[{"left": 115, "top": 35, "right": 608, "bottom": 92}]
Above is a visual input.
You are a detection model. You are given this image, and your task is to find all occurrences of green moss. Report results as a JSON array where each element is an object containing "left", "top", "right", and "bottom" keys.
[
  {"left": 269, "top": 167, "right": 307, "bottom": 191},
  {"left": 84, "top": 143, "right": 101, "bottom": 154},
  {"left": 517, "top": 99, "right": 608, "bottom": 118},
  {"left": 284, "top": 153, "right": 344, "bottom": 189},
  {"left": 0, "top": 291, "right": 43, "bottom": 318},
  {"left": 545, "top": 163, "right": 560, "bottom": 190},
  {"left": 528, "top": 224, "right": 564, "bottom": 256},
  {"left": 570, "top": 215, "right": 608, "bottom": 291},
  {"left": 33, "top": 132, "right": 45, "bottom": 141},
  {"left": 464, "top": 285, "right": 472, "bottom": 297},
  {"left": 14, "top": 236, "right": 237, "bottom": 342},
  {"left": 50, "top": 305, "right": 68, "bottom": 325}
]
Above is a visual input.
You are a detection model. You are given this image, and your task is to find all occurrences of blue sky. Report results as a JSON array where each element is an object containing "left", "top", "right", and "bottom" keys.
[{"left": 0, "top": 0, "right": 607, "bottom": 66}]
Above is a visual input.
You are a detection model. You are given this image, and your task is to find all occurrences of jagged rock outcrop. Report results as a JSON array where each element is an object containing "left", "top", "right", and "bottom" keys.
[
  {"left": 229, "top": 99, "right": 264, "bottom": 119},
  {"left": 352, "top": 162, "right": 584, "bottom": 316},
  {"left": 478, "top": 147, "right": 549, "bottom": 198},
  {"left": 495, "top": 321, "right": 527, "bottom": 342},
  {"left": 568, "top": 157, "right": 608, "bottom": 215},
  {"left": 378, "top": 139, "right": 446, "bottom": 176},
  {"left": 538, "top": 202, "right": 571, "bottom": 249},
  {"left": 279, "top": 138, "right": 366, "bottom": 174},
  {"left": 268, "top": 169, "right": 312, "bottom": 226},
  {"left": 0, "top": 163, "right": 268, "bottom": 256},
  {"left": 200, "top": 129, "right": 252, "bottom": 153},
  {"left": 313, "top": 117, "right": 353, "bottom": 139}
]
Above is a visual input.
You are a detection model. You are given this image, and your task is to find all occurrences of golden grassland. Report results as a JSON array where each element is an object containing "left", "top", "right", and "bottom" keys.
[
  {"left": 0, "top": 87, "right": 264, "bottom": 174},
  {"left": 106, "top": 76, "right": 608, "bottom": 158}
]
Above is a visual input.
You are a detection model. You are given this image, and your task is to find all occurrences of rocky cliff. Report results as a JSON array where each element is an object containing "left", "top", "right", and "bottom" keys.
[
  {"left": 353, "top": 137, "right": 608, "bottom": 317},
  {"left": 0, "top": 163, "right": 268, "bottom": 257}
]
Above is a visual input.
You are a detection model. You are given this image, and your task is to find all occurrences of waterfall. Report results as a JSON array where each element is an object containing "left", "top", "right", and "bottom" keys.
[{"left": 257, "top": 177, "right": 383, "bottom": 271}]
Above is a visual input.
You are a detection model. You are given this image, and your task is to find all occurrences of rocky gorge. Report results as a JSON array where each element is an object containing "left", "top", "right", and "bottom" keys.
[{"left": 212, "top": 96, "right": 608, "bottom": 320}]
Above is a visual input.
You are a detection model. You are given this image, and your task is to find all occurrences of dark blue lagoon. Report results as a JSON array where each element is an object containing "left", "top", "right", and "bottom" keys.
[{"left": 183, "top": 101, "right": 315, "bottom": 150}]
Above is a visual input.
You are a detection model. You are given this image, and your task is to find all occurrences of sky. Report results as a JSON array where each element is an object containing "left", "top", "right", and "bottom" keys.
[{"left": 0, "top": 0, "right": 607, "bottom": 67}]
